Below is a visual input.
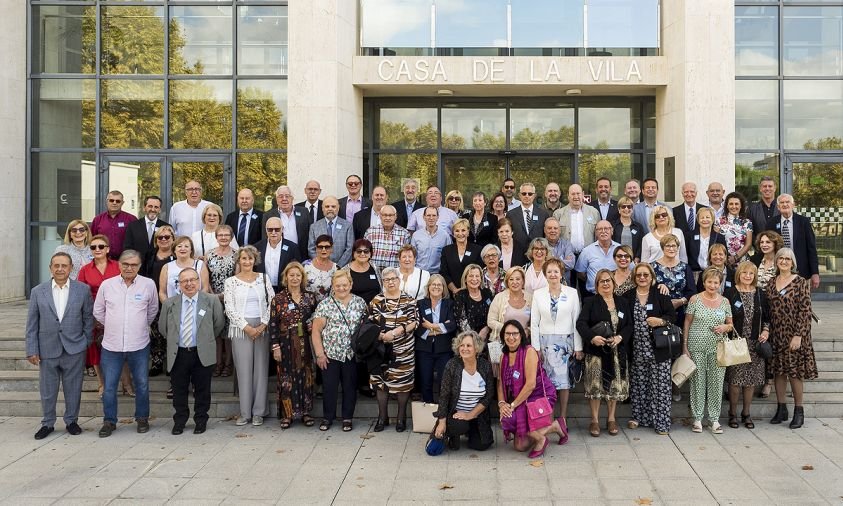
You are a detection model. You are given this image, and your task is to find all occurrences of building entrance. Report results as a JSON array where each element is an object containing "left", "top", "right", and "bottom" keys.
[{"left": 442, "top": 155, "right": 574, "bottom": 204}]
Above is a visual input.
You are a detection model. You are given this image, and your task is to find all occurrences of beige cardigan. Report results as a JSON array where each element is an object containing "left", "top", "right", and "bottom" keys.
[{"left": 486, "top": 289, "right": 533, "bottom": 341}]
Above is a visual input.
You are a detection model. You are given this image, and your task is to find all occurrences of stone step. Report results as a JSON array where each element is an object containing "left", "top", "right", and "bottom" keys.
[{"left": 0, "top": 340, "right": 24, "bottom": 351}]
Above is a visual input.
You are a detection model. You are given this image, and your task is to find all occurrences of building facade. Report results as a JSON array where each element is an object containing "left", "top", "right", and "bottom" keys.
[{"left": 8, "top": 0, "right": 843, "bottom": 298}]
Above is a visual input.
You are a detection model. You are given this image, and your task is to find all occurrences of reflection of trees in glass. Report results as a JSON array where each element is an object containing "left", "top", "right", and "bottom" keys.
[
  {"left": 794, "top": 137, "right": 843, "bottom": 208},
  {"left": 511, "top": 126, "right": 575, "bottom": 150},
  {"left": 238, "top": 86, "right": 288, "bottom": 150},
  {"left": 510, "top": 158, "right": 572, "bottom": 201},
  {"left": 133, "top": 161, "right": 163, "bottom": 216},
  {"left": 735, "top": 155, "right": 779, "bottom": 202},
  {"left": 173, "top": 162, "right": 224, "bottom": 207},
  {"left": 101, "top": 6, "right": 172, "bottom": 75},
  {"left": 237, "top": 153, "right": 287, "bottom": 212},
  {"left": 100, "top": 80, "right": 165, "bottom": 149},
  {"left": 445, "top": 159, "right": 506, "bottom": 200},
  {"left": 169, "top": 81, "right": 232, "bottom": 149},
  {"left": 379, "top": 120, "right": 436, "bottom": 149},
  {"left": 378, "top": 154, "right": 437, "bottom": 202},
  {"left": 578, "top": 150, "right": 632, "bottom": 201}
]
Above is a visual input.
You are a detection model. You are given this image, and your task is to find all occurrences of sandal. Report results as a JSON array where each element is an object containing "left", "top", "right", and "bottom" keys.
[
  {"left": 607, "top": 420, "right": 619, "bottom": 436},
  {"left": 97, "top": 385, "right": 104, "bottom": 399},
  {"left": 627, "top": 420, "right": 639, "bottom": 429},
  {"left": 122, "top": 385, "right": 136, "bottom": 398},
  {"left": 728, "top": 412, "right": 739, "bottom": 429},
  {"left": 319, "top": 419, "right": 331, "bottom": 431},
  {"left": 221, "top": 365, "right": 233, "bottom": 377},
  {"left": 279, "top": 418, "right": 292, "bottom": 430},
  {"left": 342, "top": 420, "right": 353, "bottom": 432},
  {"left": 212, "top": 365, "right": 222, "bottom": 378},
  {"left": 742, "top": 413, "right": 755, "bottom": 429},
  {"left": 86, "top": 367, "right": 97, "bottom": 377},
  {"left": 556, "top": 417, "right": 569, "bottom": 445},
  {"left": 759, "top": 382, "right": 772, "bottom": 399},
  {"left": 302, "top": 415, "right": 315, "bottom": 427},
  {"left": 589, "top": 421, "right": 600, "bottom": 437}
]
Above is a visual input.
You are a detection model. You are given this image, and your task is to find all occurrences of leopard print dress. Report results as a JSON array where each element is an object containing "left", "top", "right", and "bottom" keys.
[{"left": 766, "top": 276, "right": 818, "bottom": 380}]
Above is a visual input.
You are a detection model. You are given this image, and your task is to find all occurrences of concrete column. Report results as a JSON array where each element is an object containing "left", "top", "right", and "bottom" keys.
[
  {"left": 657, "top": 0, "right": 735, "bottom": 202},
  {"left": 0, "top": 0, "right": 26, "bottom": 300},
  {"left": 288, "top": 0, "right": 364, "bottom": 200}
]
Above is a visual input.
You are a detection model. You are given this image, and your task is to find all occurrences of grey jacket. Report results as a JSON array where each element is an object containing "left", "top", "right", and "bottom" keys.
[
  {"left": 158, "top": 291, "right": 226, "bottom": 371},
  {"left": 307, "top": 216, "right": 355, "bottom": 266},
  {"left": 25, "top": 280, "right": 94, "bottom": 359}
]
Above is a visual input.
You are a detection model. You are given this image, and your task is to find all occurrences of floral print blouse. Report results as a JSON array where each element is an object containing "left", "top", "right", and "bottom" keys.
[
  {"left": 718, "top": 215, "right": 753, "bottom": 261},
  {"left": 303, "top": 260, "right": 337, "bottom": 303},
  {"left": 313, "top": 295, "right": 368, "bottom": 361}
]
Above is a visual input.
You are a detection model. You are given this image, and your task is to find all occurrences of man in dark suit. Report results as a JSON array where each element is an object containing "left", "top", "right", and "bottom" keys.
[
  {"left": 295, "top": 179, "right": 324, "bottom": 224},
  {"left": 225, "top": 188, "right": 264, "bottom": 247},
  {"left": 254, "top": 217, "right": 301, "bottom": 292},
  {"left": 392, "top": 178, "right": 423, "bottom": 229},
  {"left": 158, "top": 268, "right": 226, "bottom": 434},
  {"left": 768, "top": 193, "right": 820, "bottom": 289},
  {"left": 589, "top": 177, "right": 619, "bottom": 222},
  {"left": 123, "top": 195, "right": 170, "bottom": 259},
  {"left": 25, "top": 252, "right": 94, "bottom": 439},
  {"left": 672, "top": 182, "right": 706, "bottom": 237},
  {"left": 262, "top": 185, "right": 310, "bottom": 259},
  {"left": 338, "top": 174, "right": 372, "bottom": 222},
  {"left": 352, "top": 186, "right": 388, "bottom": 240},
  {"left": 506, "top": 182, "right": 549, "bottom": 247}
]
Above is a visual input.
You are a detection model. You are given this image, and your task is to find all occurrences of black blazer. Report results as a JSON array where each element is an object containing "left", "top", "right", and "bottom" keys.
[
  {"left": 338, "top": 196, "right": 373, "bottom": 222},
  {"left": 767, "top": 212, "right": 819, "bottom": 278},
  {"left": 590, "top": 199, "right": 620, "bottom": 223},
  {"left": 576, "top": 294, "right": 633, "bottom": 357},
  {"left": 439, "top": 243, "right": 484, "bottom": 290},
  {"left": 610, "top": 219, "right": 644, "bottom": 261},
  {"left": 262, "top": 207, "right": 310, "bottom": 259},
  {"left": 253, "top": 238, "right": 301, "bottom": 290},
  {"left": 123, "top": 218, "right": 170, "bottom": 259},
  {"left": 462, "top": 211, "right": 498, "bottom": 249},
  {"left": 392, "top": 199, "right": 423, "bottom": 229},
  {"left": 295, "top": 200, "right": 324, "bottom": 224},
  {"left": 506, "top": 206, "right": 549, "bottom": 247},
  {"left": 723, "top": 287, "right": 770, "bottom": 341},
  {"left": 696, "top": 266, "right": 736, "bottom": 293},
  {"left": 497, "top": 240, "right": 528, "bottom": 269},
  {"left": 224, "top": 209, "right": 264, "bottom": 246},
  {"left": 415, "top": 298, "right": 458, "bottom": 354},
  {"left": 672, "top": 203, "right": 706, "bottom": 237},
  {"left": 352, "top": 207, "right": 374, "bottom": 240},
  {"left": 686, "top": 228, "right": 727, "bottom": 271},
  {"left": 623, "top": 287, "right": 676, "bottom": 363}
]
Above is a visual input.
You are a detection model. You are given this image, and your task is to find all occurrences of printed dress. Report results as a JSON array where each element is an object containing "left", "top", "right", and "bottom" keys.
[
  {"left": 270, "top": 289, "right": 318, "bottom": 419},
  {"left": 725, "top": 290, "right": 766, "bottom": 387},
  {"left": 303, "top": 261, "right": 337, "bottom": 303},
  {"left": 368, "top": 294, "right": 419, "bottom": 393},
  {"left": 629, "top": 299, "right": 672, "bottom": 433},
  {"left": 766, "top": 276, "right": 818, "bottom": 380},
  {"left": 719, "top": 215, "right": 753, "bottom": 262}
]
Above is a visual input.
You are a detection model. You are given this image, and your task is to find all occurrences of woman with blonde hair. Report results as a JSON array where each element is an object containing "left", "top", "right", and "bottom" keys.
[
  {"left": 416, "top": 274, "right": 457, "bottom": 403},
  {"left": 640, "top": 205, "right": 688, "bottom": 264},
  {"left": 487, "top": 266, "right": 532, "bottom": 340},
  {"left": 524, "top": 237, "right": 552, "bottom": 295},
  {"left": 440, "top": 218, "right": 483, "bottom": 297},
  {"left": 445, "top": 190, "right": 464, "bottom": 215},
  {"left": 192, "top": 203, "right": 238, "bottom": 258},
  {"left": 55, "top": 219, "right": 93, "bottom": 280}
]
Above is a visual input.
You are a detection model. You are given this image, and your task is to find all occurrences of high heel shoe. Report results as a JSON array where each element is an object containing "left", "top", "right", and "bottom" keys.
[
  {"left": 770, "top": 403, "right": 788, "bottom": 424},
  {"left": 789, "top": 406, "right": 804, "bottom": 429},
  {"left": 528, "top": 437, "right": 549, "bottom": 459},
  {"left": 556, "top": 417, "right": 569, "bottom": 445},
  {"left": 728, "top": 412, "right": 739, "bottom": 429},
  {"left": 122, "top": 385, "right": 135, "bottom": 397}
]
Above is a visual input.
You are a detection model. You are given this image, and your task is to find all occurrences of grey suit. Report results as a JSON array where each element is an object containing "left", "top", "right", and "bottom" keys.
[
  {"left": 25, "top": 280, "right": 94, "bottom": 428},
  {"left": 308, "top": 216, "right": 355, "bottom": 266},
  {"left": 632, "top": 200, "right": 666, "bottom": 230}
]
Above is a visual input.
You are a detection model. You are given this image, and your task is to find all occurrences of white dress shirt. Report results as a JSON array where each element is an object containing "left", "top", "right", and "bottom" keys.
[
  {"left": 279, "top": 210, "right": 299, "bottom": 244},
  {"left": 264, "top": 241, "right": 283, "bottom": 286},
  {"left": 51, "top": 279, "right": 70, "bottom": 323},
  {"left": 569, "top": 208, "right": 585, "bottom": 252}
]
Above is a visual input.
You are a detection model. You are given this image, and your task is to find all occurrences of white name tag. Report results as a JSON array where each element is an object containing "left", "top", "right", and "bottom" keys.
[
  {"left": 734, "top": 301, "right": 742, "bottom": 308},
  {"left": 425, "top": 308, "right": 432, "bottom": 315},
  {"left": 465, "top": 251, "right": 471, "bottom": 256},
  {"left": 118, "top": 222, "right": 125, "bottom": 228},
  {"left": 559, "top": 295, "right": 567, "bottom": 301},
  {"left": 282, "top": 244, "right": 289, "bottom": 251},
  {"left": 694, "top": 235, "right": 700, "bottom": 240},
  {"left": 533, "top": 215, "right": 539, "bottom": 221},
  {"left": 336, "top": 224, "right": 342, "bottom": 229},
  {"left": 725, "top": 281, "right": 732, "bottom": 287},
  {"left": 198, "top": 309, "right": 206, "bottom": 317},
  {"left": 618, "top": 311, "right": 625, "bottom": 319},
  {"left": 646, "top": 303, "right": 653, "bottom": 310},
  {"left": 776, "top": 223, "right": 781, "bottom": 230},
  {"left": 715, "top": 310, "right": 725, "bottom": 318},
  {"left": 483, "top": 221, "right": 489, "bottom": 227},
  {"left": 134, "top": 294, "right": 143, "bottom": 301},
  {"left": 251, "top": 214, "right": 257, "bottom": 220},
  {"left": 369, "top": 274, "right": 377, "bottom": 280},
  {"left": 512, "top": 370, "right": 520, "bottom": 379},
  {"left": 288, "top": 303, "right": 296, "bottom": 310},
  {"left": 295, "top": 211, "right": 301, "bottom": 217},
  {"left": 631, "top": 229, "right": 638, "bottom": 235}
]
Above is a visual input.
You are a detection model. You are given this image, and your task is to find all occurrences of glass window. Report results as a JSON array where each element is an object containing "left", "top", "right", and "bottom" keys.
[
  {"left": 577, "top": 153, "right": 636, "bottom": 202},
  {"left": 100, "top": 79, "right": 164, "bottom": 149},
  {"left": 441, "top": 107, "right": 506, "bottom": 150},
  {"left": 30, "top": 152, "right": 96, "bottom": 223},
  {"left": 509, "top": 157, "right": 574, "bottom": 198},
  {"left": 378, "top": 108, "right": 437, "bottom": 149},
  {"left": 510, "top": 108, "right": 575, "bottom": 150},
  {"left": 378, "top": 153, "right": 438, "bottom": 201},
  {"left": 236, "top": 153, "right": 287, "bottom": 212},
  {"left": 361, "top": 0, "right": 431, "bottom": 49},
  {"left": 101, "top": 6, "right": 166, "bottom": 75},
  {"left": 644, "top": 101, "right": 655, "bottom": 151},
  {"left": 578, "top": 107, "right": 637, "bottom": 149},
  {"left": 32, "top": 225, "right": 71, "bottom": 286},
  {"left": 172, "top": 161, "right": 225, "bottom": 207},
  {"left": 735, "top": 153, "right": 779, "bottom": 203},
  {"left": 443, "top": 157, "right": 506, "bottom": 200},
  {"left": 170, "top": 6, "right": 233, "bottom": 75},
  {"left": 237, "top": 80, "right": 288, "bottom": 150},
  {"left": 169, "top": 80, "right": 232, "bottom": 149},
  {"left": 586, "top": 0, "right": 659, "bottom": 49},
  {"left": 783, "top": 80, "right": 843, "bottom": 149},
  {"left": 735, "top": 6, "right": 779, "bottom": 76},
  {"left": 783, "top": 6, "right": 843, "bottom": 76},
  {"left": 32, "top": 79, "right": 96, "bottom": 149},
  {"left": 31, "top": 5, "right": 96, "bottom": 74},
  {"left": 510, "top": 0, "right": 583, "bottom": 49},
  {"left": 435, "top": 0, "right": 507, "bottom": 48},
  {"left": 238, "top": 6, "right": 288, "bottom": 75},
  {"left": 735, "top": 80, "right": 779, "bottom": 149}
]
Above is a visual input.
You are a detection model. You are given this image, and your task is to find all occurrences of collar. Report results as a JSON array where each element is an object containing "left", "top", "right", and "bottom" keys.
[
  {"left": 240, "top": 208, "right": 253, "bottom": 215},
  {"left": 182, "top": 293, "right": 199, "bottom": 305},
  {"left": 146, "top": 217, "right": 157, "bottom": 225},
  {"left": 522, "top": 205, "right": 534, "bottom": 213},
  {"left": 51, "top": 279, "right": 69, "bottom": 290}
]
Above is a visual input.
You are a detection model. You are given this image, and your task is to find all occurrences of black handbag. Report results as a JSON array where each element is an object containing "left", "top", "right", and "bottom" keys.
[
  {"left": 590, "top": 321, "right": 613, "bottom": 337},
  {"left": 756, "top": 340, "right": 773, "bottom": 360},
  {"left": 652, "top": 323, "right": 683, "bottom": 360}
]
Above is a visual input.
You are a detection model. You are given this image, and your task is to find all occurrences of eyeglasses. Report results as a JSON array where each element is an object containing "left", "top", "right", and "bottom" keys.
[
  {"left": 216, "top": 234, "right": 232, "bottom": 238},
  {"left": 276, "top": 194, "right": 292, "bottom": 199},
  {"left": 185, "top": 187, "right": 201, "bottom": 192},
  {"left": 615, "top": 254, "right": 631, "bottom": 260},
  {"left": 120, "top": 263, "right": 141, "bottom": 269},
  {"left": 157, "top": 235, "right": 172, "bottom": 240},
  {"left": 346, "top": 181, "right": 361, "bottom": 187},
  {"left": 107, "top": 199, "right": 122, "bottom": 204},
  {"left": 533, "top": 247, "right": 546, "bottom": 252},
  {"left": 504, "top": 331, "right": 521, "bottom": 337},
  {"left": 70, "top": 227, "right": 87, "bottom": 233},
  {"left": 663, "top": 244, "right": 679, "bottom": 249},
  {"left": 635, "top": 273, "right": 651, "bottom": 278},
  {"left": 448, "top": 196, "right": 461, "bottom": 201},
  {"left": 503, "top": 185, "right": 515, "bottom": 190},
  {"left": 655, "top": 213, "right": 668, "bottom": 219},
  {"left": 595, "top": 227, "right": 612, "bottom": 232},
  {"left": 90, "top": 244, "right": 107, "bottom": 251},
  {"left": 382, "top": 277, "right": 399, "bottom": 283},
  {"left": 520, "top": 192, "right": 535, "bottom": 196},
  {"left": 316, "top": 245, "right": 332, "bottom": 250},
  {"left": 266, "top": 228, "right": 281, "bottom": 233},
  {"left": 355, "top": 249, "right": 370, "bottom": 254},
  {"left": 619, "top": 204, "right": 633, "bottom": 210},
  {"left": 180, "top": 277, "right": 199, "bottom": 284},
  {"left": 598, "top": 278, "right": 613, "bottom": 284}
]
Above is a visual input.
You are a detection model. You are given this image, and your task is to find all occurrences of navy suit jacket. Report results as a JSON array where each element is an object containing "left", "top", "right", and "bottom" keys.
[
  {"left": 393, "top": 199, "right": 423, "bottom": 229},
  {"left": 590, "top": 199, "right": 620, "bottom": 223},
  {"left": 415, "top": 298, "right": 458, "bottom": 354},
  {"left": 123, "top": 218, "right": 170, "bottom": 259},
  {"left": 25, "top": 280, "right": 94, "bottom": 359},
  {"left": 225, "top": 209, "right": 264, "bottom": 246},
  {"left": 767, "top": 212, "right": 819, "bottom": 278},
  {"left": 352, "top": 207, "right": 375, "bottom": 240},
  {"left": 685, "top": 228, "right": 727, "bottom": 271},
  {"left": 506, "top": 206, "right": 549, "bottom": 247},
  {"left": 295, "top": 200, "right": 324, "bottom": 224},
  {"left": 253, "top": 238, "right": 301, "bottom": 289},
  {"left": 672, "top": 203, "right": 706, "bottom": 237},
  {"left": 262, "top": 207, "right": 310, "bottom": 259}
]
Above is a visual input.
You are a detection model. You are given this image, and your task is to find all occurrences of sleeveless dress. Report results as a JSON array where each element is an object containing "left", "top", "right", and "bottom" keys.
[{"left": 500, "top": 346, "right": 557, "bottom": 440}]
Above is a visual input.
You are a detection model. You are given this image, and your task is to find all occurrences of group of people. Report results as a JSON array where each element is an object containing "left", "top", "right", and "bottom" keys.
[{"left": 26, "top": 174, "right": 818, "bottom": 458}]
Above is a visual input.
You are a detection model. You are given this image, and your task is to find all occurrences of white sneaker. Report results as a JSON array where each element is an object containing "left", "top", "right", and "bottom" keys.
[
  {"left": 711, "top": 421, "right": 723, "bottom": 434},
  {"left": 235, "top": 417, "right": 249, "bottom": 426},
  {"left": 252, "top": 415, "right": 264, "bottom": 426},
  {"left": 691, "top": 421, "right": 703, "bottom": 433}
]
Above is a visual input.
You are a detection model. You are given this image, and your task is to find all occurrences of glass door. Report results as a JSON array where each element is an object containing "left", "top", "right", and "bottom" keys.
[
  {"left": 443, "top": 156, "right": 507, "bottom": 203},
  {"left": 168, "top": 156, "right": 232, "bottom": 211},
  {"left": 786, "top": 155, "right": 843, "bottom": 295},
  {"left": 510, "top": 156, "right": 574, "bottom": 205},
  {"left": 100, "top": 156, "right": 164, "bottom": 218}
]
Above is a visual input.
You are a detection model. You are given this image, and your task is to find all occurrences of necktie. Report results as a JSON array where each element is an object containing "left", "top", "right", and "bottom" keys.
[
  {"left": 525, "top": 208, "right": 533, "bottom": 235},
  {"left": 181, "top": 299, "right": 194, "bottom": 347},
  {"left": 328, "top": 220, "right": 334, "bottom": 238},
  {"left": 147, "top": 221, "right": 154, "bottom": 243},
  {"left": 238, "top": 213, "right": 248, "bottom": 245},
  {"left": 782, "top": 219, "right": 791, "bottom": 249},
  {"left": 309, "top": 204, "right": 316, "bottom": 223},
  {"left": 688, "top": 207, "right": 695, "bottom": 231}
]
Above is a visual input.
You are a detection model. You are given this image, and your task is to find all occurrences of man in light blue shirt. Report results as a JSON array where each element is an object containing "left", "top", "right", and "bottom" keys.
[
  {"left": 544, "top": 217, "right": 576, "bottom": 285},
  {"left": 574, "top": 221, "right": 620, "bottom": 294},
  {"left": 410, "top": 206, "right": 452, "bottom": 274},
  {"left": 632, "top": 178, "right": 666, "bottom": 229}
]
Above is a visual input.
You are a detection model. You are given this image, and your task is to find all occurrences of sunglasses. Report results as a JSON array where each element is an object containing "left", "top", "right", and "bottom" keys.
[
  {"left": 520, "top": 192, "right": 535, "bottom": 196},
  {"left": 355, "top": 249, "right": 370, "bottom": 254},
  {"left": 503, "top": 185, "right": 515, "bottom": 190},
  {"left": 316, "top": 245, "right": 332, "bottom": 250},
  {"left": 90, "top": 244, "right": 107, "bottom": 251},
  {"left": 70, "top": 227, "right": 87, "bottom": 233},
  {"left": 346, "top": 181, "right": 361, "bottom": 187},
  {"left": 615, "top": 254, "right": 631, "bottom": 260},
  {"left": 157, "top": 235, "right": 172, "bottom": 240},
  {"left": 266, "top": 228, "right": 281, "bottom": 233},
  {"left": 619, "top": 204, "right": 633, "bottom": 210},
  {"left": 635, "top": 273, "right": 651, "bottom": 278},
  {"left": 107, "top": 199, "right": 122, "bottom": 204},
  {"left": 655, "top": 213, "right": 668, "bottom": 219}
]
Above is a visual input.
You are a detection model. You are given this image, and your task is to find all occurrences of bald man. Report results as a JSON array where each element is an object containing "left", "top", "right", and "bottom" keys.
[{"left": 225, "top": 188, "right": 264, "bottom": 246}]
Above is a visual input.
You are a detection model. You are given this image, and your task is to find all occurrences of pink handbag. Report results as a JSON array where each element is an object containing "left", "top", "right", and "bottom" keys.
[{"left": 526, "top": 371, "right": 554, "bottom": 432}]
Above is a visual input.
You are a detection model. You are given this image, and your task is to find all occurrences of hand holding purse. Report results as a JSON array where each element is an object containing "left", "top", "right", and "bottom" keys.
[{"left": 716, "top": 329, "right": 751, "bottom": 367}]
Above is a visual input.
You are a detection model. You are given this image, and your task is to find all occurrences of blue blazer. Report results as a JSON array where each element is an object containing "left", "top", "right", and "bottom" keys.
[
  {"left": 25, "top": 280, "right": 94, "bottom": 359},
  {"left": 767, "top": 212, "right": 819, "bottom": 278},
  {"left": 415, "top": 298, "right": 458, "bottom": 354}
]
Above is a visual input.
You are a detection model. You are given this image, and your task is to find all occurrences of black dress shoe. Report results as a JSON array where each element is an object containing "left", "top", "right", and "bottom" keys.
[
  {"left": 193, "top": 424, "right": 206, "bottom": 434},
  {"left": 66, "top": 422, "right": 82, "bottom": 436},
  {"left": 358, "top": 387, "right": 376, "bottom": 398},
  {"left": 34, "top": 426, "right": 54, "bottom": 440},
  {"left": 373, "top": 418, "right": 388, "bottom": 432},
  {"left": 171, "top": 425, "right": 184, "bottom": 435},
  {"left": 395, "top": 419, "right": 406, "bottom": 433},
  {"left": 99, "top": 422, "right": 116, "bottom": 438},
  {"left": 137, "top": 419, "right": 150, "bottom": 433}
]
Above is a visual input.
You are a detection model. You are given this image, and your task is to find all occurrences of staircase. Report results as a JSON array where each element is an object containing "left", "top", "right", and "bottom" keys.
[{"left": 1, "top": 300, "right": 841, "bottom": 420}]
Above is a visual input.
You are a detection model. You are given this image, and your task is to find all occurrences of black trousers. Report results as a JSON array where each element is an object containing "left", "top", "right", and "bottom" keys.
[
  {"left": 171, "top": 348, "right": 214, "bottom": 427},
  {"left": 446, "top": 417, "right": 494, "bottom": 451},
  {"left": 322, "top": 358, "right": 357, "bottom": 422}
]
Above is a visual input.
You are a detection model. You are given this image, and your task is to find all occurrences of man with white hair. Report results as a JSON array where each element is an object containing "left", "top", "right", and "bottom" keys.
[
  {"left": 768, "top": 194, "right": 820, "bottom": 289},
  {"left": 262, "top": 185, "right": 310, "bottom": 259}
]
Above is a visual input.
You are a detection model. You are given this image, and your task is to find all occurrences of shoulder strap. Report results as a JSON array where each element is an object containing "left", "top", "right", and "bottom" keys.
[{"left": 331, "top": 297, "right": 350, "bottom": 327}]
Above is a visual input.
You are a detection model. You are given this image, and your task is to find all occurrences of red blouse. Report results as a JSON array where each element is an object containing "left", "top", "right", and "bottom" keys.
[{"left": 77, "top": 259, "right": 120, "bottom": 300}]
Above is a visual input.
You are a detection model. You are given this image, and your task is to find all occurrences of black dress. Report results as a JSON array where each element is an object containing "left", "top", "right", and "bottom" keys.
[
  {"left": 349, "top": 265, "right": 381, "bottom": 304},
  {"left": 453, "top": 288, "right": 494, "bottom": 335}
]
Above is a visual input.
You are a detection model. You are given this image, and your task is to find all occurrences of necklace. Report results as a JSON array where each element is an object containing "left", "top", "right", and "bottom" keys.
[{"left": 702, "top": 292, "right": 719, "bottom": 302}]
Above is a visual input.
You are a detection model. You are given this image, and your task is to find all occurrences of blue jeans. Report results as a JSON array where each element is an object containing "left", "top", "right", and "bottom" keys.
[
  {"left": 101, "top": 345, "right": 150, "bottom": 424},
  {"left": 416, "top": 350, "right": 452, "bottom": 403}
]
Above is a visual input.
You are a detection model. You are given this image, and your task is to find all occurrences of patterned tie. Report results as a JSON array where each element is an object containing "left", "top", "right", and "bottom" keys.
[
  {"left": 688, "top": 207, "right": 695, "bottom": 231},
  {"left": 782, "top": 219, "right": 791, "bottom": 249},
  {"left": 181, "top": 299, "right": 194, "bottom": 347},
  {"left": 525, "top": 208, "right": 533, "bottom": 235},
  {"left": 238, "top": 213, "right": 248, "bottom": 245},
  {"left": 328, "top": 220, "right": 334, "bottom": 238}
]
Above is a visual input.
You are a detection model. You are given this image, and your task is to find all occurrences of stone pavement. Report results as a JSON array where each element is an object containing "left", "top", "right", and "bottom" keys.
[{"left": 1, "top": 415, "right": 843, "bottom": 505}]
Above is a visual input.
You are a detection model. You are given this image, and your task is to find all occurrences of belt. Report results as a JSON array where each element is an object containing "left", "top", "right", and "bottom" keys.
[{"left": 178, "top": 346, "right": 197, "bottom": 352}]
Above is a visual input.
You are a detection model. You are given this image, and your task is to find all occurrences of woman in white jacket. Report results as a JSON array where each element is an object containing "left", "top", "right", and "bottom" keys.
[
  {"left": 224, "top": 245, "right": 275, "bottom": 427},
  {"left": 531, "top": 258, "right": 582, "bottom": 422}
]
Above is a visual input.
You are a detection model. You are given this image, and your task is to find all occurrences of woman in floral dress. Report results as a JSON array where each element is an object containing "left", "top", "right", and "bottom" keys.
[
  {"left": 719, "top": 192, "right": 754, "bottom": 266},
  {"left": 651, "top": 234, "right": 696, "bottom": 326},
  {"left": 206, "top": 225, "right": 237, "bottom": 377}
]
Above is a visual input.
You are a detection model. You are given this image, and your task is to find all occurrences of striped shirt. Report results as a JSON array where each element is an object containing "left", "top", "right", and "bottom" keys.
[{"left": 456, "top": 369, "right": 485, "bottom": 412}]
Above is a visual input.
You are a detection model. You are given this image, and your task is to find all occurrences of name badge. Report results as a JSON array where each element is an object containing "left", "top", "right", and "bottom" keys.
[
  {"left": 282, "top": 244, "right": 289, "bottom": 251},
  {"left": 715, "top": 310, "right": 725, "bottom": 318},
  {"left": 134, "top": 293, "right": 143, "bottom": 301},
  {"left": 369, "top": 274, "right": 377, "bottom": 280},
  {"left": 251, "top": 214, "right": 257, "bottom": 220},
  {"left": 512, "top": 370, "right": 521, "bottom": 379},
  {"left": 734, "top": 301, "right": 742, "bottom": 308},
  {"left": 618, "top": 311, "right": 625, "bottom": 319},
  {"left": 288, "top": 303, "right": 296, "bottom": 310},
  {"left": 479, "top": 380, "right": 486, "bottom": 389},
  {"left": 424, "top": 308, "right": 432, "bottom": 315},
  {"left": 295, "top": 211, "right": 301, "bottom": 217},
  {"left": 779, "top": 289, "right": 786, "bottom": 296},
  {"left": 118, "top": 222, "right": 125, "bottom": 228},
  {"left": 776, "top": 223, "right": 781, "bottom": 230},
  {"left": 525, "top": 307, "right": 531, "bottom": 315},
  {"left": 646, "top": 303, "right": 653, "bottom": 310},
  {"left": 482, "top": 221, "right": 489, "bottom": 227},
  {"left": 465, "top": 251, "right": 471, "bottom": 256},
  {"left": 587, "top": 216, "right": 593, "bottom": 222},
  {"left": 198, "top": 309, "right": 206, "bottom": 317},
  {"left": 485, "top": 298, "right": 492, "bottom": 305},
  {"left": 631, "top": 229, "right": 638, "bottom": 235},
  {"left": 335, "top": 224, "right": 342, "bottom": 229},
  {"left": 559, "top": 295, "right": 568, "bottom": 301},
  {"left": 725, "top": 281, "right": 732, "bottom": 288},
  {"left": 694, "top": 234, "right": 700, "bottom": 240},
  {"left": 533, "top": 215, "right": 539, "bottom": 221}
]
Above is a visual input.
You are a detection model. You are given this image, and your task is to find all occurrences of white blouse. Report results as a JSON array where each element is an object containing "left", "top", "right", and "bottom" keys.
[
  {"left": 530, "top": 285, "right": 582, "bottom": 351},
  {"left": 223, "top": 274, "right": 275, "bottom": 338},
  {"left": 640, "top": 227, "right": 688, "bottom": 264},
  {"left": 399, "top": 268, "right": 430, "bottom": 300}
]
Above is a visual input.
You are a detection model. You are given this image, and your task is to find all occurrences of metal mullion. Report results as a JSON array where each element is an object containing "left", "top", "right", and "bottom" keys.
[
  {"left": 437, "top": 105, "right": 443, "bottom": 189},
  {"left": 30, "top": 147, "right": 97, "bottom": 153},
  {"left": 31, "top": 73, "right": 96, "bottom": 79},
  {"left": 234, "top": 149, "right": 290, "bottom": 154},
  {"left": 100, "top": 74, "right": 166, "bottom": 80},
  {"left": 168, "top": 74, "right": 235, "bottom": 80},
  {"left": 25, "top": 1, "right": 33, "bottom": 296},
  {"left": 573, "top": 102, "right": 579, "bottom": 183},
  {"left": 164, "top": 3, "right": 170, "bottom": 151},
  {"left": 231, "top": 0, "right": 238, "bottom": 199},
  {"left": 95, "top": 1, "right": 104, "bottom": 216}
]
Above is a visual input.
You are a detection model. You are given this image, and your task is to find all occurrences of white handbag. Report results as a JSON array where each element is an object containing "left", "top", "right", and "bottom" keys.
[
  {"left": 411, "top": 402, "right": 439, "bottom": 433},
  {"left": 671, "top": 354, "right": 697, "bottom": 388}
]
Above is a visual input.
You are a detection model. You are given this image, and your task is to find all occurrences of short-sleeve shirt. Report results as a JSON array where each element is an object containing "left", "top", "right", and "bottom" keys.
[
  {"left": 686, "top": 296, "right": 732, "bottom": 352},
  {"left": 313, "top": 295, "right": 368, "bottom": 361}
]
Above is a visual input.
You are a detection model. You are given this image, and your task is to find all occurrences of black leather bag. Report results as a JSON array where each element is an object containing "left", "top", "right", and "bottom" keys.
[
  {"left": 652, "top": 324, "right": 683, "bottom": 360},
  {"left": 756, "top": 340, "right": 773, "bottom": 360},
  {"left": 590, "top": 321, "right": 614, "bottom": 337}
]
